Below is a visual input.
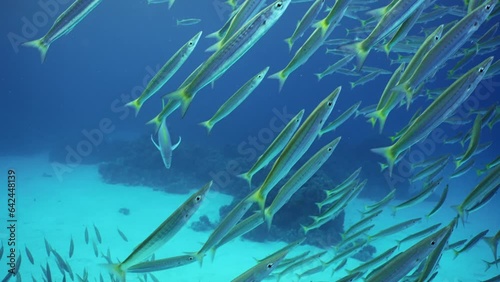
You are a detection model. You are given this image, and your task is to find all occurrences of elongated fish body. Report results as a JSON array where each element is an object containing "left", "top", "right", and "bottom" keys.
[
  {"left": 151, "top": 119, "right": 181, "bottom": 169},
  {"left": 384, "top": 0, "right": 427, "bottom": 55},
  {"left": 315, "top": 54, "right": 355, "bottom": 81},
  {"left": 397, "top": 1, "right": 496, "bottom": 104},
  {"left": 397, "top": 223, "right": 442, "bottom": 248},
  {"left": 415, "top": 218, "right": 457, "bottom": 282},
  {"left": 209, "top": 0, "right": 268, "bottom": 52},
  {"left": 126, "top": 32, "right": 202, "bottom": 116},
  {"left": 108, "top": 182, "right": 211, "bottom": 280},
  {"left": 148, "top": 0, "right": 175, "bottom": 9},
  {"left": 214, "top": 212, "right": 264, "bottom": 252},
  {"left": 346, "top": 245, "right": 398, "bottom": 275},
  {"left": 372, "top": 57, "right": 493, "bottom": 175},
  {"left": 167, "top": 0, "right": 290, "bottom": 116},
  {"left": 426, "top": 184, "right": 448, "bottom": 218},
  {"left": 455, "top": 114, "right": 483, "bottom": 168},
  {"left": 248, "top": 87, "right": 340, "bottom": 211},
  {"left": 200, "top": 67, "right": 269, "bottom": 134},
  {"left": 393, "top": 179, "right": 442, "bottom": 214},
  {"left": 365, "top": 221, "right": 454, "bottom": 282},
  {"left": 269, "top": 0, "right": 350, "bottom": 91},
  {"left": 368, "top": 63, "right": 406, "bottom": 131},
  {"left": 284, "top": 0, "right": 325, "bottom": 51},
  {"left": 22, "top": 0, "right": 102, "bottom": 62},
  {"left": 453, "top": 229, "right": 490, "bottom": 258},
  {"left": 127, "top": 255, "right": 196, "bottom": 273},
  {"left": 344, "top": 0, "right": 426, "bottom": 69},
  {"left": 369, "top": 218, "right": 422, "bottom": 241},
  {"left": 192, "top": 191, "right": 256, "bottom": 265},
  {"left": 264, "top": 137, "right": 341, "bottom": 228},
  {"left": 350, "top": 70, "right": 384, "bottom": 89},
  {"left": 343, "top": 209, "right": 382, "bottom": 237},
  {"left": 400, "top": 25, "right": 444, "bottom": 84},
  {"left": 238, "top": 109, "right": 305, "bottom": 187},
  {"left": 454, "top": 164, "right": 500, "bottom": 221},
  {"left": 319, "top": 101, "right": 361, "bottom": 136},
  {"left": 231, "top": 241, "right": 297, "bottom": 282}
]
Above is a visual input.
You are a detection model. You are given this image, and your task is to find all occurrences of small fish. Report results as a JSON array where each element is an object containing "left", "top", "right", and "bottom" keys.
[
  {"left": 415, "top": 218, "right": 457, "bottom": 282},
  {"left": 199, "top": 67, "right": 269, "bottom": 134},
  {"left": 22, "top": 0, "right": 102, "bottom": 62},
  {"left": 213, "top": 211, "right": 264, "bottom": 255},
  {"left": 207, "top": 0, "right": 267, "bottom": 52},
  {"left": 455, "top": 114, "right": 483, "bottom": 168},
  {"left": 396, "top": 223, "right": 442, "bottom": 249},
  {"left": 25, "top": 245, "right": 34, "bottom": 264},
  {"left": 368, "top": 218, "right": 422, "bottom": 241},
  {"left": 372, "top": 57, "right": 493, "bottom": 175},
  {"left": 394, "top": 1, "right": 496, "bottom": 106},
  {"left": 93, "top": 224, "right": 102, "bottom": 244},
  {"left": 426, "top": 184, "right": 448, "bottom": 218},
  {"left": 482, "top": 258, "right": 500, "bottom": 271},
  {"left": 453, "top": 229, "right": 489, "bottom": 259},
  {"left": 284, "top": 0, "right": 325, "bottom": 51},
  {"left": 248, "top": 87, "right": 340, "bottom": 212},
  {"left": 232, "top": 241, "right": 298, "bottom": 282},
  {"left": 264, "top": 137, "right": 341, "bottom": 228},
  {"left": 483, "top": 230, "right": 500, "bottom": 265},
  {"left": 84, "top": 227, "right": 89, "bottom": 244},
  {"left": 44, "top": 238, "right": 52, "bottom": 256},
  {"left": 392, "top": 178, "right": 442, "bottom": 214},
  {"left": 69, "top": 236, "right": 74, "bottom": 258},
  {"left": 128, "top": 255, "right": 196, "bottom": 273},
  {"left": 346, "top": 245, "right": 398, "bottom": 274},
  {"left": 268, "top": 0, "right": 350, "bottom": 91},
  {"left": 106, "top": 182, "right": 211, "bottom": 280},
  {"left": 151, "top": 119, "right": 181, "bottom": 170},
  {"left": 453, "top": 164, "right": 500, "bottom": 222},
  {"left": 166, "top": 0, "right": 291, "bottom": 116},
  {"left": 117, "top": 228, "right": 128, "bottom": 242},
  {"left": 446, "top": 239, "right": 467, "bottom": 251},
  {"left": 319, "top": 101, "right": 361, "bottom": 136},
  {"left": 365, "top": 219, "right": 454, "bottom": 282},
  {"left": 238, "top": 109, "right": 304, "bottom": 187},
  {"left": 127, "top": 31, "right": 202, "bottom": 117},
  {"left": 341, "top": 0, "right": 427, "bottom": 69},
  {"left": 92, "top": 240, "right": 99, "bottom": 258},
  {"left": 176, "top": 18, "right": 201, "bottom": 26}
]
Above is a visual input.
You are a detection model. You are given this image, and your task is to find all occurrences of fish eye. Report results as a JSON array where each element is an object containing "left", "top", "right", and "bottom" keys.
[
  {"left": 189, "top": 257, "right": 194, "bottom": 261},
  {"left": 328, "top": 101, "right": 333, "bottom": 106},
  {"left": 479, "top": 67, "right": 484, "bottom": 73},
  {"left": 189, "top": 42, "right": 193, "bottom": 46},
  {"left": 435, "top": 36, "right": 439, "bottom": 40},
  {"left": 327, "top": 147, "right": 333, "bottom": 151},
  {"left": 195, "top": 195, "right": 202, "bottom": 201},
  {"left": 262, "top": 20, "right": 267, "bottom": 25},
  {"left": 486, "top": 5, "right": 491, "bottom": 10},
  {"left": 275, "top": 2, "right": 282, "bottom": 8},
  {"left": 267, "top": 263, "right": 274, "bottom": 269},
  {"left": 430, "top": 240, "right": 436, "bottom": 245},
  {"left": 474, "top": 21, "right": 478, "bottom": 27}
]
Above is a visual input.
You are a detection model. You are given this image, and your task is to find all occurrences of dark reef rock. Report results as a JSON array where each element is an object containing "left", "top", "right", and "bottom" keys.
[
  {"left": 190, "top": 215, "right": 216, "bottom": 232},
  {"left": 119, "top": 208, "right": 130, "bottom": 216},
  {"left": 352, "top": 244, "right": 377, "bottom": 262},
  {"left": 90, "top": 135, "right": 354, "bottom": 248}
]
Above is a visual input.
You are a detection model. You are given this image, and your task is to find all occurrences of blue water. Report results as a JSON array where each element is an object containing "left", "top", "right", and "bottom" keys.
[{"left": 1, "top": 0, "right": 499, "bottom": 281}]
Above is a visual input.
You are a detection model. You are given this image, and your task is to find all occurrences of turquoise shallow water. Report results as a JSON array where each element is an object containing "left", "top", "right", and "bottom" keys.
[{"left": 1, "top": 154, "right": 498, "bottom": 281}]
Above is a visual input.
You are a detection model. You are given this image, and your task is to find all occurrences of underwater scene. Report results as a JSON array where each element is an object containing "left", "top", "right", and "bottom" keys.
[{"left": 2, "top": 0, "right": 500, "bottom": 281}]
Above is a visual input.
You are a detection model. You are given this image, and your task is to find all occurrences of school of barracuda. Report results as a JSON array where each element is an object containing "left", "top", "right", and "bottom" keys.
[{"left": 14, "top": 0, "right": 500, "bottom": 281}]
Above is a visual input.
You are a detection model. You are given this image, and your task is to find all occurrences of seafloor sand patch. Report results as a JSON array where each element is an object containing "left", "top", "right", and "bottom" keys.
[{"left": 1, "top": 154, "right": 498, "bottom": 281}]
